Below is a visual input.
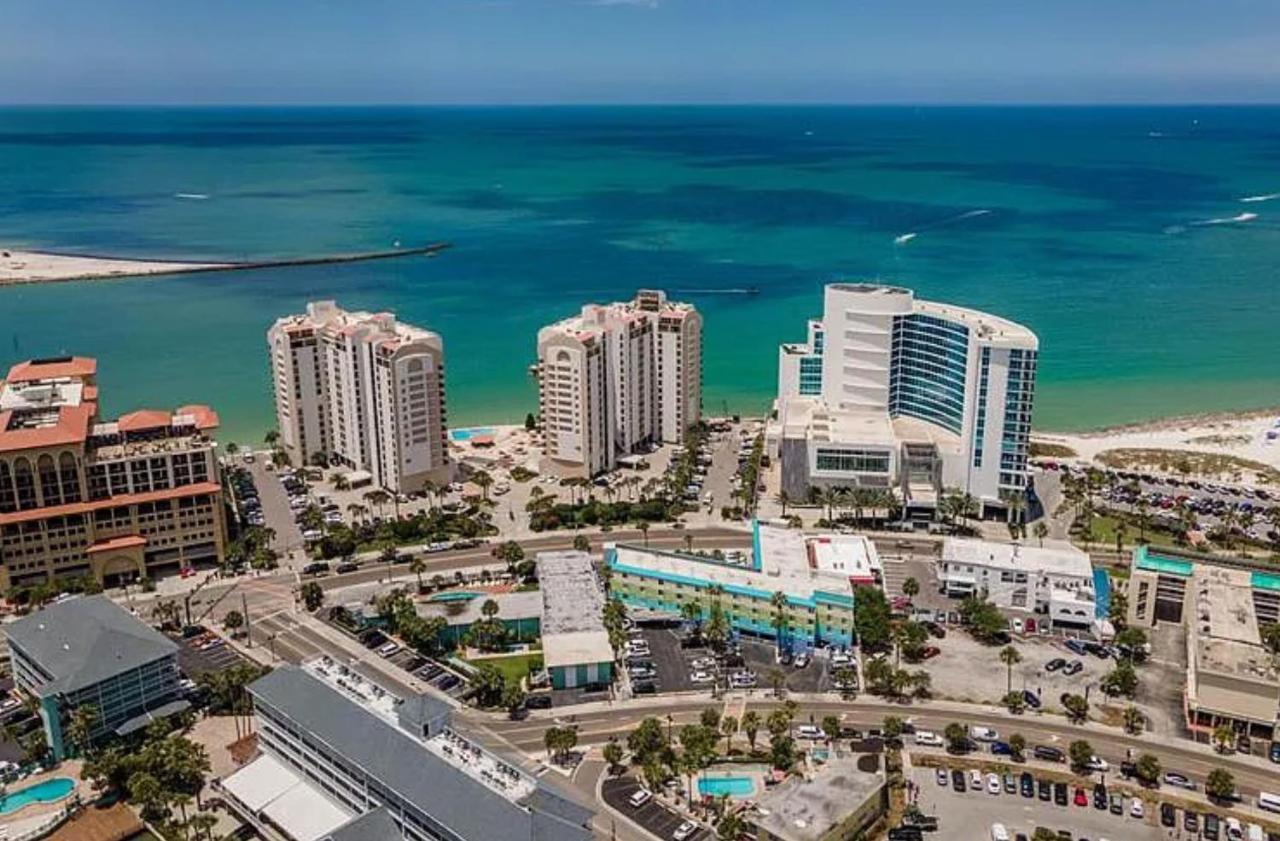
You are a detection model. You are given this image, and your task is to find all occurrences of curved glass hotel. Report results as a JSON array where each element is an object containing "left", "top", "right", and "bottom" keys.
[{"left": 769, "top": 283, "right": 1038, "bottom": 521}]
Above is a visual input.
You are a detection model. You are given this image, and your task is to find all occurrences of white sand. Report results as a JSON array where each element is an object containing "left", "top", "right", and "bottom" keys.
[
  {"left": 0, "top": 249, "right": 226, "bottom": 285},
  {"left": 1035, "top": 409, "right": 1280, "bottom": 478}
]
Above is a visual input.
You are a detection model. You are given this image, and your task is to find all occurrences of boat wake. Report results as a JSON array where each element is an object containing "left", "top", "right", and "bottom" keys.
[
  {"left": 1190, "top": 212, "right": 1258, "bottom": 227},
  {"left": 1240, "top": 193, "right": 1280, "bottom": 204},
  {"left": 893, "top": 209, "right": 991, "bottom": 246},
  {"left": 174, "top": 193, "right": 209, "bottom": 200}
]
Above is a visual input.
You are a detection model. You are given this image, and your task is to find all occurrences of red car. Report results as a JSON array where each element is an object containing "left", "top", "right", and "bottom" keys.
[
  {"left": 1024, "top": 618, "right": 1037, "bottom": 634},
  {"left": 1074, "top": 787, "right": 1088, "bottom": 807},
  {"left": 920, "top": 646, "right": 941, "bottom": 660},
  {"left": 891, "top": 596, "right": 912, "bottom": 610}
]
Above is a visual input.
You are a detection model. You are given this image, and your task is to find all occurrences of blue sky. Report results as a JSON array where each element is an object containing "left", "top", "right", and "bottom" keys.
[{"left": 4, "top": 0, "right": 1280, "bottom": 104}]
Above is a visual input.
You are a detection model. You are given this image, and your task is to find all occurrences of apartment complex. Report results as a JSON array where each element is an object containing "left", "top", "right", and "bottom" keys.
[
  {"left": 768, "top": 283, "right": 1038, "bottom": 521},
  {"left": 536, "top": 289, "right": 701, "bottom": 477},
  {"left": 222, "top": 660, "right": 594, "bottom": 841},
  {"left": 537, "top": 551, "right": 614, "bottom": 690},
  {"left": 268, "top": 301, "right": 450, "bottom": 493},
  {"left": 607, "top": 521, "right": 881, "bottom": 650},
  {"left": 0, "top": 356, "right": 226, "bottom": 590},
  {"left": 939, "top": 538, "right": 1097, "bottom": 627},
  {"left": 1124, "top": 545, "right": 1280, "bottom": 742},
  {"left": 6, "top": 595, "right": 185, "bottom": 760}
]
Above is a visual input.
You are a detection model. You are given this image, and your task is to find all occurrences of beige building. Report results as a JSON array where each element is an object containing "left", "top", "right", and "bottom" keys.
[
  {"left": 752, "top": 753, "right": 886, "bottom": 841},
  {"left": 268, "top": 301, "right": 450, "bottom": 493},
  {"left": 535, "top": 289, "right": 701, "bottom": 477},
  {"left": 1125, "top": 545, "right": 1280, "bottom": 742},
  {"left": 0, "top": 357, "right": 226, "bottom": 591}
]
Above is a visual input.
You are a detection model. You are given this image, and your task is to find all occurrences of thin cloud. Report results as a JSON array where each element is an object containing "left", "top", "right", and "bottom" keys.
[{"left": 585, "top": 0, "right": 660, "bottom": 7}]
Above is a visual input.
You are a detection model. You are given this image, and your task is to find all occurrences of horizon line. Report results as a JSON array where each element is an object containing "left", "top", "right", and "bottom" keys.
[{"left": 3, "top": 100, "right": 1280, "bottom": 109}]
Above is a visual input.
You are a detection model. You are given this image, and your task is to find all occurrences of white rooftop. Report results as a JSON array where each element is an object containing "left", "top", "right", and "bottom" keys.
[
  {"left": 223, "top": 753, "right": 353, "bottom": 841},
  {"left": 0, "top": 380, "right": 84, "bottom": 412},
  {"left": 942, "top": 538, "right": 1092, "bottom": 579},
  {"left": 305, "top": 656, "right": 400, "bottom": 721},
  {"left": 610, "top": 523, "right": 867, "bottom": 602}
]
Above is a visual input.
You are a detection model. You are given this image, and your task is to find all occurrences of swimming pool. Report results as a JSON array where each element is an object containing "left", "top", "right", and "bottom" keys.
[
  {"left": 449, "top": 427, "right": 495, "bottom": 442},
  {"left": 698, "top": 775, "right": 754, "bottom": 798},
  {"left": 428, "top": 591, "right": 482, "bottom": 603},
  {"left": 0, "top": 777, "right": 75, "bottom": 815}
]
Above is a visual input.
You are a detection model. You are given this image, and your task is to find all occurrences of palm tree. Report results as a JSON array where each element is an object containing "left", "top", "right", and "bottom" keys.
[
  {"left": 683, "top": 533, "right": 694, "bottom": 554},
  {"left": 901, "top": 577, "right": 919, "bottom": 602},
  {"left": 410, "top": 556, "right": 427, "bottom": 592},
  {"left": 999, "top": 645, "right": 1022, "bottom": 695},
  {"left": 770, "top": 590, "right": 789, "bottom": 653},
  {"left": 473, "top": 470, "right": 494, "bottom": 501},
  {"left": 1033, "top": 520, "right": 1049, "bottom": 547},
  {"left": 264, "top": 429, "right": 279, "bottom": 449},
  {"left": 636, "top": 520, "right": 650, "bottom": 547},
  {"left": 721, "top": 715, "right": 738, "bottom": 755},
  {"left": 740, "top": 711, "right": 761, "bottom": 752},
  {"left": 66, "top": 703, "right": 99, "bottom": 758},
  {"left": 773, "top": 490, "right": 791, "bottom": 517},
  {"left": 332, "top": 473, "right": 351, "bottom": 491},
  {"left": 819, "top": 487, "right": 841, "bottom": 523}
]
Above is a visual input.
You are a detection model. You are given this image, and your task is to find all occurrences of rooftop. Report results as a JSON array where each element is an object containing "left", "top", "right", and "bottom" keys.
[
  {"left": 538, "top": 551, "right": 613, "bottom": 667},
  {"left": 416, "top": 589, "right": 543, "bottom": 626},
  {"left": 5, "top": 356, "right": 97, "bottom": 383},
  {"left": 249, "top": 665, "right": 592, "bottom": 841},
  {"left": 752, "top": 754, "right": 885, "bottom": 841},
  {"left": 942, "top": 538, "right": 1093, "bottom": 580},
  {"left": 609, "top": 523, "right": 862, "bottom": 606},
  {"left": 5, "top": 595, "right": 177, "bottom": 696},
  {"left": 272, "top": 300, "right": 441, "bottom": 354}
]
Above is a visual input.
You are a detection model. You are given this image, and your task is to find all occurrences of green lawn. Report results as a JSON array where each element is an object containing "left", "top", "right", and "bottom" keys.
[
  {"left": 467, "top": 652, "right": 544, "bottom": 685},
  {"left": 1083, "top": 514, "right": 1181, "bottom": 552}
]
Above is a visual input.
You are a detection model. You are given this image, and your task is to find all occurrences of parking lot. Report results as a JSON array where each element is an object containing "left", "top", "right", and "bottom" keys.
[
  {"left": 175, "top": 627, "right": 252, "bottom": 679},
  {"left": 343, "top": 624, "right": 470, "bottom": 698},
  {"left": 910, "top": 767, "right": 1166, "bottom": 840},
  {"left": 913, "top": 625, "right": 1114, "bottom": 709},
  {"left": 601, "top": 776, "right": 712, "bottom": 841}
]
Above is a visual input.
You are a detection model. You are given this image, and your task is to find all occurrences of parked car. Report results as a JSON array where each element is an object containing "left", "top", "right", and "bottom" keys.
[
  {"left": 628, "top": 789, "right": 653, "bottom": 808},
  {"left": 1033, "top": 745, "right": 1065, "bottom": 763},
  {"left": 1163, "top": 771, "right": 1196, "bottom": 790},
  {"left": 1061, "top": 660, "right": 1084, "bottom": 676},
  {"left": 969, "top": 726, "right": 999, "bottom": 742},
  {"left": 1065, "top": 639, "right": 1089, "bottom": 656},
  {"left": 1044, "top": 658, "right": 1067, "bottom": 672},
  {"left": 673, "top": 821, "right": 698, "bottom": 841},
  {"left": 1022, "top": 689, "right": 1041, "bottom": 709},
  {"left": 915, "top": 731, "right": 944, "bottom": 748}
]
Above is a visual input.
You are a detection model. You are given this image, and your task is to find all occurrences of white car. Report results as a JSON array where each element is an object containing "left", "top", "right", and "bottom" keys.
[
  {"left": 969, "top": 726, "right": 999, "bottom": 742},
  {"left": 1129, "top": 798, "right": 1144, "bottom": 818},
  {"left": 1086, "top": 756, "right": 1109, "bottom": 772},
  {"left": 794, "top": 652, "right": 810, "bottom": 669},
  {"left": 970, "top": 769, "right": 983, "bottom": 789},
  {"left": 914, "top": 730, "right": 944, "bottom": 747},
  {"left": 990, "top": 823, "right": 1010, "bottom": 841},
  {"left": 628, "top": 789, "right": 653, "bottom": 808},
  {"left": 673, "top": 821, "right": 698, "bottom": 841},
  {"left": 986, "top": 773, "right": 1001, "bottom": 794},
  {"left": 690, "top": 670, "right": 714, "bottom": 684},
  {"left": 794, "top": 725, "right": 824, "bottom": 740},
  {"left": 690, "top": 656, "right": 716, "bottom": 670}
]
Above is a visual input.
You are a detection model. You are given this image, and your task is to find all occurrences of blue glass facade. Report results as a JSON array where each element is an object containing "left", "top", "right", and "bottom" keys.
[
  {"left": 888, "top": 314, "right": 970, "bottom": 435},
  {"left": 798, "top": 356, "right": 823, "bottom": 395},
  {"left": 972, "top": 347, "right": 991, "bottom": 467},
  {"left": 998, "top": 348, "right": 1037, "bottom": 489}
]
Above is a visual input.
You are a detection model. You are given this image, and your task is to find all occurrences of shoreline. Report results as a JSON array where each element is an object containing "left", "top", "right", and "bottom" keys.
[{"left": 0, "top": 243, "right": 451, "bottom": 287}]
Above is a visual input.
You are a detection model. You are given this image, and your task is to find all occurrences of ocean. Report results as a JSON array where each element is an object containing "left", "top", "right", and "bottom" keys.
[{"left": 1, "top": 106, "right": 1278, "bottom": 445}]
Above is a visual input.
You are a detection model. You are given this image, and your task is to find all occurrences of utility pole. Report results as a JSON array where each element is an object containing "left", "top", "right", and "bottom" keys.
[{"left": 242, "top": 592, "right": 252, "bottom": 648}]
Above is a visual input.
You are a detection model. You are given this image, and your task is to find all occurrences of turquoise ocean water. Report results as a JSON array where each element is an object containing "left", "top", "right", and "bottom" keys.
[{"left": 1, "top": 106, "right": 1277, "bottom": 445}]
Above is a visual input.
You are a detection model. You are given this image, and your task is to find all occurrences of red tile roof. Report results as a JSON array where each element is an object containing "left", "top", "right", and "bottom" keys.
[
  {"left": 86, "top": 534, "right": 148, "bottom": 553},
  {"left": 0, "top": 402, "right": 96, "bottom": 454},
  {"left": 116, "top": 409, "right": 173, "bottom": 433},
  {"left": 6, "top": 357, "right": 97, "bottom": 383},
  {"left": 0, "top": 481, "right": 221, "bottom": 526},
  {"left": 175, "top": 404, "right": 220, "bottom": 430}
]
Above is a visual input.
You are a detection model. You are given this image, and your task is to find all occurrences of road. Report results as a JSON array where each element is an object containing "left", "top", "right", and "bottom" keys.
[{"left": 487, "top": 697, "right": 1280, "bottom": 804}]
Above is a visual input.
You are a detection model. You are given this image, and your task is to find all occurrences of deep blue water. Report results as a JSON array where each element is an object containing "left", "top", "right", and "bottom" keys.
[{"left": 1, "top": 106, "right": 1278, "bottom": 444}]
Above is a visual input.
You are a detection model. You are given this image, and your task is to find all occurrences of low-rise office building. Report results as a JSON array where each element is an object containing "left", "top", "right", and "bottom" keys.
[
  {"left": 0, "top": 356, "right": 226, "bottom": 590},
  {"left": 537, "top": 551, "right": 614, "bottom": 690},
  {"left": 939, "top": 538, "right": 1096, "bottom": 626},
  {"left": 752, "top": 753, "right": 887, "bottom": 841},
  {"left": 222, "top": 659, "right": 594, "bottom": 841},
  {"left": 607, "top": 521, "right": 881, "bottom": 650},
  {"left": 1123, "top": 546, "right": 1280, "bottom": 742},
  {"left": 6, "top": 594, "right": 185, "bottom": 760}
]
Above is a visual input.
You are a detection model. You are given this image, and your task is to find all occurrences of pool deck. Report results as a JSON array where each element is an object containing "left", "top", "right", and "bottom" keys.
[{"left": 0, "top": 761, "right": 87, "bottom": 824}]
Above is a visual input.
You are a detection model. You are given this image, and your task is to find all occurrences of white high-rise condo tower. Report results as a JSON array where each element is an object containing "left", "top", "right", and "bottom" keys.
[
  {"left": 536, "top": 290, "right": 702, "bottom": 477},
  {"left": 268, "top": 301, "right": 450, "bottom": 493},
  {"left": 769, "top": 283, "right": 1037, "bottom": 521}
]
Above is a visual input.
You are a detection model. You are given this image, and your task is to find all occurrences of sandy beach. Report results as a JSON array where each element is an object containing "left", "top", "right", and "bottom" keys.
[
  {"left": 1034, "top": 407, "right": 1280, "bottom": 481},
  {"left": 1, "top": 249, "right": 226, "bottom": 286}
]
